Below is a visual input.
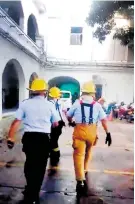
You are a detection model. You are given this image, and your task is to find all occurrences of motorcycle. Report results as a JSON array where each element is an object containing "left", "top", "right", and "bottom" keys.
[
  {"left": 118, "top": 105, "right": 127, "bottom": 120},
  {"left": 126, "top": 104, "right": 134, "bottom": 123}
]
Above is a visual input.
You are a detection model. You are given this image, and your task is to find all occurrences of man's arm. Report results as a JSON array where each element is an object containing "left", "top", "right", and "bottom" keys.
[
  {"left": 101, "top": 119, "right": 109, "bottom": 134},
  {"left": 7, "top": 102, "right": 25, "bottom": 148},
  {"left": 98, "top": 105, "right": 112, "bottom": 146},
  {"left": 8, "top": 119, "right": 21, "bottom": 142},
  {"left": 51, "top": 106, "right": 60, "bottom": 127},
  {"left": 66, "top": 104, "right": 77, "bottom": 126}
]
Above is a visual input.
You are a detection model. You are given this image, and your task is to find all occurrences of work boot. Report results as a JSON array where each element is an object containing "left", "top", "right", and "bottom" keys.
[
  {"left": 76, "top": 180, "right": 88, "bottom": 196},
  {"left": 50, "top": 150, "right": 60, "bottom": 167},
  {"left": 18, "top": 198, "right": 34, "bottom": 204},
  {"left": 21, "top": 188, "right": 40, "bottom": 204}
]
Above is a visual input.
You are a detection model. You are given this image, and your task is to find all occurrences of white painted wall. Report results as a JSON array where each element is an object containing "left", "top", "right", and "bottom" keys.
[
  {"left": 0, "top": 36, "right": 42, "bottom": 118},
  {"left": 21, "top": 0, "right": 48, "bottom": 50},
  {"left": 44, "top": 0, "right": 134, "bottom": 105},
  {"left": 46, "top": 11, "right": 128, "bottom": 62},
  {"left": 44, "top": 68, "right": 134, "bottom": 105}
]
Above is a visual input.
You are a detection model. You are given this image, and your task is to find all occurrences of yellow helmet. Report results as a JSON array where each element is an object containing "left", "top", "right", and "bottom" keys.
[
  {"left": 81, "top": 81, "right": 96, "bottom": 93},
  {"left": 27, "top": 78, "right": 48, "bottom": 92},
  {"left": 49, "top": 87, "right": 61, "bottom": 98}
]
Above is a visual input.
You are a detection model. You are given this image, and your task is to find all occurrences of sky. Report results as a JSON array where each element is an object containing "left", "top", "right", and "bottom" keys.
[{"left": 45, "top": 0, "right": 91, "bottom": 21}]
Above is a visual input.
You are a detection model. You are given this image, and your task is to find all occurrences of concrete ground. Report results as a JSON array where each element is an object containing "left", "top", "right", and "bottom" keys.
[{"left": 0, "top": 118, "right": 133, "bottom": 204}]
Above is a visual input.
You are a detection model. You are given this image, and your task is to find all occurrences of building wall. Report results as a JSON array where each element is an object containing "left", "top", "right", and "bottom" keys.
[
  {"left": 0, "top": 36, "right": 42, "bottom": 118},
  {"left": 46, "top": 17, "right": 129, "bottom": 62},
  {"left": 45, "top": 1, "right": 134, "bottom": 105},
  {"left": 0, "top": 0, "right": 48, "bottom": 118},
  {"left": 44, "top": 67, "right": 134, "bottom": 105},
  {"left": 21, "top": 0, "right": 47, "bottom": 51}
]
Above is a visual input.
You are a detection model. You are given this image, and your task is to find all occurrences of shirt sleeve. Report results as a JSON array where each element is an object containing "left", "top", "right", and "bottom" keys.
[
  {"left": 51, "top": 106, "right": 60, "bottom": 123},
  {"left": 66, "top": 102, "right": 77, "bottom": 118},
  {"left": 98, "top": 104, "right": 107, "bottom": 121},
  {"left": 15, "top": 102, "right": 25, "bottom": 120}
]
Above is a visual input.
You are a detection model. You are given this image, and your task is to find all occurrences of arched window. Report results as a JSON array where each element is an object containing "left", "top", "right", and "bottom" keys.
[{"left": 27, "top": 14, "right": 39, "bottom": 42}]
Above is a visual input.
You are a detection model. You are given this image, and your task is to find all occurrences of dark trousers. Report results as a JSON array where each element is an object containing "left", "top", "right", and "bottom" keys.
[
  {"left": 22, "top": 132, "right": 50, "bottom": 201},
  {"left": 50, "top": 125, "right": 62, "bottom": 166}
]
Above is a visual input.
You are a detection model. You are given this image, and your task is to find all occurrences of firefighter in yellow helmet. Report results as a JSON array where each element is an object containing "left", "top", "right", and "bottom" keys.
[
  {"left": 49, "top": 87, "right": 65, "bottom": 167},
  {"left": 7, "top": 79, "right": 59, "bottom": 204},
  {"left": 66, "top": 81, "right": 112, "bottom": 196}
]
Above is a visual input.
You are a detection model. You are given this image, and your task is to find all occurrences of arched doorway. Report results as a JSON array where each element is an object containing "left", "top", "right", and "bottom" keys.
[
  {"left": 48, "top": 76, "right": 80, "bottom": 104},
  {"left": 29, "top": 72, "right": 38, "bottom": 98},
  {"left": 27, "top": 14, "right": 39, "bottom": 42},
  {"left": 2, "top": 59, "right": 25, "bottom": 112}
]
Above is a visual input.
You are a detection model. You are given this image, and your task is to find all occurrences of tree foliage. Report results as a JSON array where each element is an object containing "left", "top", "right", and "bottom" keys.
[{"left": 86, "top": 1, "right": 134, "bottom": 48}]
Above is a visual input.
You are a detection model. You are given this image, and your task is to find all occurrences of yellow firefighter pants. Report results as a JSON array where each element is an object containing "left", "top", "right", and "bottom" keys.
[{"left": 72, "top": 124, "right": 97, "bottom": 181}]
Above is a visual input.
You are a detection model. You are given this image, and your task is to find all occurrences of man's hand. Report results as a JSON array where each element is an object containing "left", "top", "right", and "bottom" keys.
[
  {"left": 68, "top": 121, "right": 76, "bottom": 127},
  {"left": 105, "top": 133, "right": 112, "bottom": 146},
  {"left": 59, "top": 120, "right": 66, "bottom": 127},
  {"left": 7, "top": 119, "right": 21, "bottom": 149},
  {"left": 7, "top": 139, "right": 15, "bottom": 149}
]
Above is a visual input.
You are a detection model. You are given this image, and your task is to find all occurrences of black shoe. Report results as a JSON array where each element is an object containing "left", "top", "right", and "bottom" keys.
[
  {"left": 76, "top": 180, "right": 88, "bottom": 197},
  {"left": 34, "top": 198, "right": 40, "bottom": 204},
  {"left": 50, "top": 157, "right": 60, "bottom": 167},
  {"left": 18, "top": 198, "right": 34, "bottom": 204},
  {"left": 21, "top": 189, "right": 40, "bottom": 204}
]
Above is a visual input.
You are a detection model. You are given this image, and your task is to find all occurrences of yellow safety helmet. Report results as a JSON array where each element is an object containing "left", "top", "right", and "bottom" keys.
[
  {"left": 49, "top": 87, "right": 61, "bottom": 98},
  {"left": 81, "top": 81, "right": 96, "bottom": 94},
  {"left": 27, "top": 78, "right": 48, "bottom": 92}
]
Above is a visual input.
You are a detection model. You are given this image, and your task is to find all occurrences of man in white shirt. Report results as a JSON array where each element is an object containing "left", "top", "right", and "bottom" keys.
[{"left": 7, "top": 79, "right": 59, "bottom": 204}]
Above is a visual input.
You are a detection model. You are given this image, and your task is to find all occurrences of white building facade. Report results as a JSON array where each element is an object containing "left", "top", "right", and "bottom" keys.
[
  {"left": 0, "top": 0, "right": 134, "bottom": 119},
  {"left": 44, "top": 0, "right": 134, "bottom": 105},
  {"left": 0, "top": 0, "right": 47, "bottom": 118}
]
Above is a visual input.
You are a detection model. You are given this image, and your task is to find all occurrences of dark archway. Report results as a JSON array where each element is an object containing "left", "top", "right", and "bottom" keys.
[
  {"left": 29, "top": 72, "right": 38, "bottom": 98},
  {"left": 48, "top": 76, "right": 80, "bottom": 103},
  {"left": 0, "top": 1, "right": 24, "bottom": 26},
  {"left": 27, "top": 14, "right": 39, "bottom": 42},
  {"left": 8, "top": 6, "right": 20, "bottom": 25},
  {"left": 2, "top": 59, "right": 25, "bottom": 113}
]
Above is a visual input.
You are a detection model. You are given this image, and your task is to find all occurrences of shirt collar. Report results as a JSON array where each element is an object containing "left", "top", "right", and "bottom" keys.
[
  {"left": 33, "top": 95, "right": 45, "bottom": 99},
  {"left": 81, "top": 95, "right": 94, "bottom": 103}
]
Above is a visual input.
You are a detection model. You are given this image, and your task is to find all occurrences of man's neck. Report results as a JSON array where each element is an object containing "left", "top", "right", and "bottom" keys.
[{"left": 81, "top": 95, "right": 94, "bottom": 103}]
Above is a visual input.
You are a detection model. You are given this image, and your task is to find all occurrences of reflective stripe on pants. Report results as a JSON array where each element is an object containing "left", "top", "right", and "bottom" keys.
[{"left": 50, "top": 124, "right": 62, "bottom": 166}]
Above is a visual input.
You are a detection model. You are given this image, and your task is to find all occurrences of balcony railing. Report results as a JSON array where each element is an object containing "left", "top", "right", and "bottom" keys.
[
  {"left": 47, "top": 57, "right": 134, "bottom": 67},
  {"left": 46, "top": 57, "right": 134, "bottom": 72}
]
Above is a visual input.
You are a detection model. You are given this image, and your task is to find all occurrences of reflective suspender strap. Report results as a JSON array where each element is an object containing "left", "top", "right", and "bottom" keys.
[
  {"left": 81, "top": 103, "right": 86, "bottom": 123},
  {"left": 80, "top": 100, "right": 96, "bottom": 124},
  {"left": 89, "top": 104, "right": 93, "bottom": 124}
]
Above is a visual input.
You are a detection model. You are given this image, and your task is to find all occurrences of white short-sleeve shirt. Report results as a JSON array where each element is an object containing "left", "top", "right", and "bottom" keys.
[{"left": 15, "top": 96, "right": 59, "bottom": 133}]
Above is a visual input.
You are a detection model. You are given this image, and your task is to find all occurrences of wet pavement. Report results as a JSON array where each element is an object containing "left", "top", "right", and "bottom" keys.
[{"left": 0, "top": 117, "right": 134, "bottom": 204}]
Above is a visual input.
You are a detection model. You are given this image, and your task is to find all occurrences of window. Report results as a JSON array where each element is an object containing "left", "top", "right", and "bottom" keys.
[
  {"left": 60, "top": 92, "right": 70, "bottom": 98},
  {"left": 70, "top": 27, "right": 83, "bottom": 45}
]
